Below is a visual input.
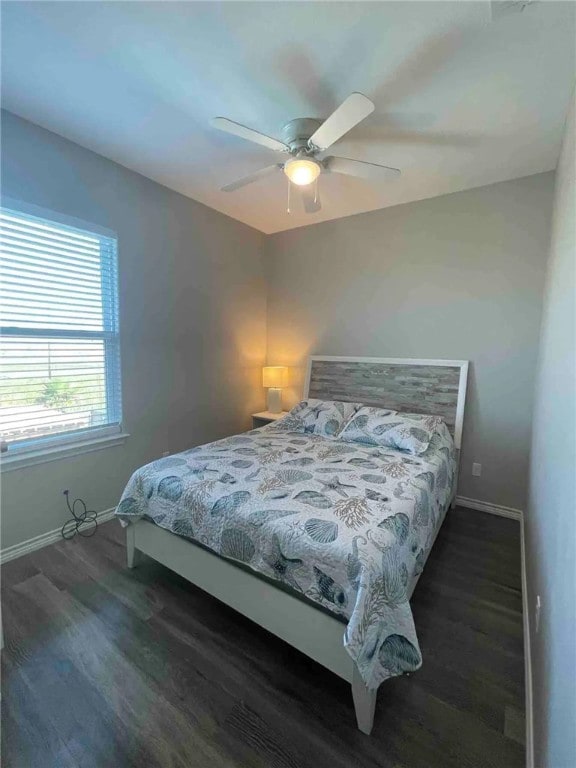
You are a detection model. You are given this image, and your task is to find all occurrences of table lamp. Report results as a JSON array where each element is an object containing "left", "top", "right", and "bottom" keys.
[{"left": 262, "top": 366, "right": 288, "bottom": 413}]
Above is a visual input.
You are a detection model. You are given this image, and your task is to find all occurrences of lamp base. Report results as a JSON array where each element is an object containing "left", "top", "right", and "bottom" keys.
[{"left": 267, "top": 388, "right": 283, "bottom": 414}]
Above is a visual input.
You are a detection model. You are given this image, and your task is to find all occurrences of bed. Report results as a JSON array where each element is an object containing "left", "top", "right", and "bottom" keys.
[{"left": 116, "top": 355, "right": 468, "bottom": 734}]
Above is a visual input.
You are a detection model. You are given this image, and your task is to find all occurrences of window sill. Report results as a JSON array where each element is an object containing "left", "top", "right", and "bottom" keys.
[{"left": 0, "top": 432, "right": 130, "bottom": 472}]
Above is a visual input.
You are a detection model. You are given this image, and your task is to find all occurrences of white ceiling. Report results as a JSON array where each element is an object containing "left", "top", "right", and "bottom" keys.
[{"left": 1, "top": 1, "right": 574, "bottom": 234}]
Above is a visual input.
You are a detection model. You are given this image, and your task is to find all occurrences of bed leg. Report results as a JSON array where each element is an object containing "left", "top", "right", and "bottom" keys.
[
  {"left": 126, "top": 525, "right": 141, "bottom": 569},
  {"left": 352, "top": 666, "right": 377, "bottom": 735}
]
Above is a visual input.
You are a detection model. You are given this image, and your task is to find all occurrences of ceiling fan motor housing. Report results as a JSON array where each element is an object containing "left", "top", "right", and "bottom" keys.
[{"left": 281, "top": 118, "right": 322, "bottom": 154}]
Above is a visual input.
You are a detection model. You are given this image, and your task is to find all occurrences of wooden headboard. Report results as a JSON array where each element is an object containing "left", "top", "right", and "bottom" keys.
[{"left": 304, "top": 356, "right": 469, "bottom": 449}]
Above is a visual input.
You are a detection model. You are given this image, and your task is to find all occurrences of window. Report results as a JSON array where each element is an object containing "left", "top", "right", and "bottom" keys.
[{"left": 0, "top": 203, "right": 123, "bottom": 462}]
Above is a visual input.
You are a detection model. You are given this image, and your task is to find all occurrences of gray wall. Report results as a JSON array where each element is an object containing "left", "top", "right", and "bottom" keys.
[
  {"left": 526, "top": 94, "right": 575, "bottom": 768},
  {"left": 0, "top": 110, "right": 267, "bottom": 551},
  {"left": 265, "top": 173, "right": 555, "bottom": 510},
  {"left": 0, "top": 109, "right": 558, "bottom": 553}
]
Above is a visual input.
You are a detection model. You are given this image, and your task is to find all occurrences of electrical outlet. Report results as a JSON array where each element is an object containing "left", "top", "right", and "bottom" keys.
[
  {"left": 162, "top": 450, "right": 170, "bottom": 458},
  {"left": 472, "top": 462, "right": 482, "bottom": 477},
  {"left": 535, "top": 595, "right": 541, "bottom": 633}
]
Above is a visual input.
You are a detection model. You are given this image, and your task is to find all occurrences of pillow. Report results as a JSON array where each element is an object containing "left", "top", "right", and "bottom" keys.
[
  {"left": 339, "top": 406, "right": 443, "bottom": 455},
  {"left": 272, "top": 398, "right": 362, "bottom": 438}
]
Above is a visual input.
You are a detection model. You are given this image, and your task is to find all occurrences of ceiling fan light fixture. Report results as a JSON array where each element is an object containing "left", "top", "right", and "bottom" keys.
[{"left": 283, "top": 157, "right": 321, "bottom": 186}]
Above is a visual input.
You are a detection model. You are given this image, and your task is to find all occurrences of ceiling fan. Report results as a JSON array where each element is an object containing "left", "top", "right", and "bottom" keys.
[{"left": 211, "top": 93, "right": 401, "bottom": 214}]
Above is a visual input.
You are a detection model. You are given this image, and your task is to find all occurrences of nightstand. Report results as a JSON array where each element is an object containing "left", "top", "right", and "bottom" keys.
[{"left": 252, "top": 411, "right": 288, "bottom": 428}]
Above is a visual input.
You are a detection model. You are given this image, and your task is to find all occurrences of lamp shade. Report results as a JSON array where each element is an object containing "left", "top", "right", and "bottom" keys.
[{"left": 262, "top": 366, "right": 288, "bottom": 388}]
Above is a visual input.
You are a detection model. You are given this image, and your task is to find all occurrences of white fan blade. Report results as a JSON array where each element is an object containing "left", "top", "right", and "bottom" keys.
[
  {"left": 212, "top": 117, "right": 288, "bottom": 152},
  {"left": 324, "top": 156, "right": 401, "bottom": 181},
  {"left": 308, "top": 93, "right": 375, "bottom": 151},
  {"left": 221, "top": 164, "right": 281, "bottom": 192},
  {"left": 301, "top": 185, "right": 321, "bottom": 214}
]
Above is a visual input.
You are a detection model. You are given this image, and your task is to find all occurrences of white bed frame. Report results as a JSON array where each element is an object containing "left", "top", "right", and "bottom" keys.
[{"left": 125, "top": 356, "right": 468, "bottom": 734}]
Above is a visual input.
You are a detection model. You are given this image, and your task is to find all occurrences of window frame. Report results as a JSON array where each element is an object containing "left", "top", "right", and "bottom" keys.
[{"left": 0, "top": 198, "right": 128, "bottom": 470}]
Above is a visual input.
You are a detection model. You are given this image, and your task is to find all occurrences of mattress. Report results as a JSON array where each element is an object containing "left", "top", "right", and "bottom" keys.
[{"left": 116, "top": 420, "right": 457, "bottom": 688}]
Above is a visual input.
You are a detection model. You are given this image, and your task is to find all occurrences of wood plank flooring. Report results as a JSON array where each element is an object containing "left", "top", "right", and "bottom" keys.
[{"left": 1, "top": 508, "right": 525, "bottom": 768}]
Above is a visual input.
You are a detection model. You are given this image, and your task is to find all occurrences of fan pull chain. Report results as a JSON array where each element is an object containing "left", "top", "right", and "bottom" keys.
[
  {"left": 314, "top": 177, "right": 319, "bottom": 204},
  {"left": 287, "top": 179, "right": 291, "bottom": 214}
]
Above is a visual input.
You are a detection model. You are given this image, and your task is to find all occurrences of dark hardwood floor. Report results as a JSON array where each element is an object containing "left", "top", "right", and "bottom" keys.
[{"left": 1, "top": 507, "right": 525, "bottom": 768}]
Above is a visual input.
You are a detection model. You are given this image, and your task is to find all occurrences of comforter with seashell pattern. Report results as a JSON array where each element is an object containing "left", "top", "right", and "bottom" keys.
[{"left": 116, "top": 421, "right": 456, "bottom": 689}]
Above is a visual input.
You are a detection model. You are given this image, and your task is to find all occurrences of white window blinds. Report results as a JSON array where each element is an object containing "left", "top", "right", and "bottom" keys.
[{"left": 0, "top": 206, "right": 122, "bottom": 453}]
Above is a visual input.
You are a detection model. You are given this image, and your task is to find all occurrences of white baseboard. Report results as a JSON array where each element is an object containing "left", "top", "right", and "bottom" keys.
[
  {"left": 520, "top": 516, "right": 534, "bottom": 768},
  {"left": 1, "top": 498, "right": 522, "bottom": 562},
  {"left": 0, "top": 508, "right": 116, "bottom": 565},
  {"left": 456, "top": 495, "right": 523, "bottom": 521}
]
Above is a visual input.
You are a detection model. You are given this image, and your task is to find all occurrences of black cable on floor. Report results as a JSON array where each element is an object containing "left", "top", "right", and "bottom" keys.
[{"left": 61, "top": 489, "right": 98, "bottom": 540}]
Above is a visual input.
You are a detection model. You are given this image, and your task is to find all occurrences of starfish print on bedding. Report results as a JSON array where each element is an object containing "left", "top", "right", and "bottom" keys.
[
  {"left": 186, "top": 463, "right": 220, "bottom": 481},
  {"left": 318, "top": 475, "right": 357, "bottom": 498},
  {"left": 286, "top": 518, "right": 304, "bottom": 535}
]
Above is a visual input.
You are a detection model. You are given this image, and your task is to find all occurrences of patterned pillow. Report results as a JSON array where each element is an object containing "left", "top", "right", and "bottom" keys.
[
  {"left": 339, "top": 406, "right": 443, "bottom": 454},
  {"left": 272, "top": 399, "right": 362, "bottom": 438}
]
